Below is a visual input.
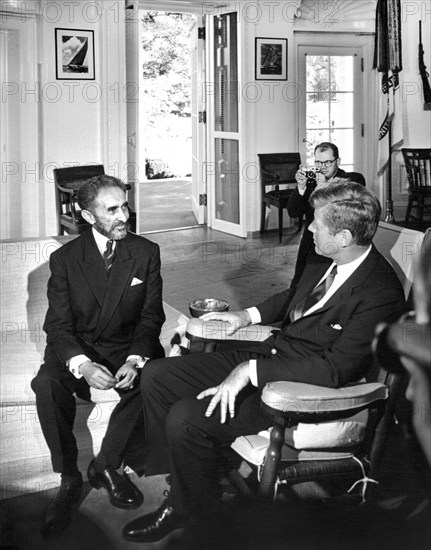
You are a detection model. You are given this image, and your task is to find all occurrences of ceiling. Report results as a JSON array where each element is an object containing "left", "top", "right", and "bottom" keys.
[
  {"left": 135, "top": 0, "right": 377, "bottom": 21},
  {"left": 136, "top": 1, "right": 227, "bottom": 13}
]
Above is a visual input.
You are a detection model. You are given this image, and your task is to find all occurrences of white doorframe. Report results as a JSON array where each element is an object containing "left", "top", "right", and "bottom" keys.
[
  {"left": 190, "top": 16, "right": 206, "bottom": 225},
  {"left": 206, "top": 10, "right": 246, "bottom": 237},
  {"left": 125, "top": 3, "right": 143, "bottom": 231},
  {"left": 295, "top": 32, "right": 375, "bottom": 190},
  {"left": 0, "top": 12, "right": 39, "bottom": 239},
  {"left": 129, "top": 2, "right": 208, "bottom": 231}
]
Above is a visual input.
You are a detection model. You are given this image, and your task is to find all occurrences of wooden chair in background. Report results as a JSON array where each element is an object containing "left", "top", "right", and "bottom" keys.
[
  {"left": 259, "top": 153, "right": 302, "bottom": 242},
  {"left": 402, "top": 148, "right": 431, "bottom": 230},
  {"left": 53, "top": 165, "right": 137, "bottom": 235}
]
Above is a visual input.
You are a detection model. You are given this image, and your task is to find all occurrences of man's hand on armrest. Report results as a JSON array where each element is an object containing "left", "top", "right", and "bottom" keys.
[{"left": 199, "top": 310, "right": 252, "bottom": 336}]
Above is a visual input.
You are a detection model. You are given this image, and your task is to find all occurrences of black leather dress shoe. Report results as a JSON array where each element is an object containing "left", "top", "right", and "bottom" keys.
[
  {"left": 87, "top": 459, "right": 143, "bottom": 509},
  {"left": 122, "top": 498, "right": 188, "bottom": 543},
  {"left": 41, "top": 480, "right": 82, "bottom": 537}
]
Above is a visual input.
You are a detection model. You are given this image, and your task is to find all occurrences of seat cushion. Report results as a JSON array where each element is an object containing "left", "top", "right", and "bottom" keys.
[
  {"left": 231, "top": 381, "right": 389, "bottom": 466},
  {"left": 284, "top": 408, "right": 369, "bottom": 450},
  {"left": 232, "top": 407, "right": 368, "bottom": 465},
  {"left": 232, "top": 431, "right": 354, "bottom": 466}
]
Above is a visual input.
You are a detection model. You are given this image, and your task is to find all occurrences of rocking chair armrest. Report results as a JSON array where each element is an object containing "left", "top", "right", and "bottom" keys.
[
  {"left": 186, "top": 318, "right": 276, "bottom": 344},
  {"left": 261, "top": 168, "right": 281, "bottom": 182},
  {"left": 261, "top": 380, "right": 389, "bottom": 424}
]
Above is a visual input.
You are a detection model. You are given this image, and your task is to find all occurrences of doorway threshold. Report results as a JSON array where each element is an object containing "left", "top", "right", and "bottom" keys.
[{"left": 140, "top": 225, "right": 202, "bottom": 235}]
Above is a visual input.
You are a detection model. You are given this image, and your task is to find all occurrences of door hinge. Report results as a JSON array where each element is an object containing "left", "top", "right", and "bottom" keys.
[
  {"left": 199, "top": 110, "right": 207, "bottom": 124},
  {"left": 199, "top": 194, "right": 207, "bottom": 206},
  {"left": 361, "top": 57, "right": 364, "bottom": 72},
  {"left": 198, "top": 27, "right": 205, "bottom": 40},
  {"left": 361, "top": 123, "right": 365, "bottom": 137}
]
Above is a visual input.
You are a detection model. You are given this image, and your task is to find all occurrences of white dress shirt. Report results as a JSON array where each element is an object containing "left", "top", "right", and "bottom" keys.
[{"left": 245, "top": 246, "right": 372, "bottom": 386}]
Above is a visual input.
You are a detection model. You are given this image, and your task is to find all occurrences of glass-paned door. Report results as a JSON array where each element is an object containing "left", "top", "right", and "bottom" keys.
[
  {"left": 125, "top": 6, "right": 142, "bottom": 230},
  {"left": 207, "top": 11, "right": 245, "bottom": 236},
  {"left": 214, "top": 138, "right": 239, "bottom": 223},
  {"left": 299, "top": 46, "right": 363, "bottom": 173}
]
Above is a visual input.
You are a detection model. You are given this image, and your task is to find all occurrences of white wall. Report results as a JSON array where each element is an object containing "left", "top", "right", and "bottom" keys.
[
  {"left": 1, "top": 0, "right": 127, "bottom": 238},
  {"left": 1, "top": 4, "right": 40, "bottom": 239},
  {"left": 40, "top": 1, "right": 103, "bottom": 236},
  {"left": 39, "top": 0, "right": 128, "bottom": 236}
]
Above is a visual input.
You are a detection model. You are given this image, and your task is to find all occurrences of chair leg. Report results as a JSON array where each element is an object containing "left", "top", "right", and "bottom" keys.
[
  {"left": 260, "top": 201, "right": 267, "bottom": 233},
  {"left": 417, "top": 195, "right": 425, "bottom": 224},
  {"left": 297, "top": 215, "right": 303, "bottom": 232},
  {"left": 258, "top": 418, "right": 286, "bottom": 499},
  {"left": 278, "top": 206, "right": 283, "bottom": 243},
  {"left": 405, "top": 196, "right": 413, "bottom": 225}
]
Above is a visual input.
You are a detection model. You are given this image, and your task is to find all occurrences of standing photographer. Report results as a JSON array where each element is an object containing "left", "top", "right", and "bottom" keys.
[{"left": 288, "top": 142, "right": 366, "bottom": 291}]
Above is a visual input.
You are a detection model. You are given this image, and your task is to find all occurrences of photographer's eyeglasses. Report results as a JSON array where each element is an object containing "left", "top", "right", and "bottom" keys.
[{"left": 315, "top": 159, "right": 338, "bottom": 168}]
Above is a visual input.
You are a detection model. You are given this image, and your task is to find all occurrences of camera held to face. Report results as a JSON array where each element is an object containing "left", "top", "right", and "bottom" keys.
[{"left": 305, "top": 169, "right": 317, "bottom": 185}]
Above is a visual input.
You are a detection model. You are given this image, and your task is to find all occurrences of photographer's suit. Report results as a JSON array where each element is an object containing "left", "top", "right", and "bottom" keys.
[{"left": 31, "top": 229, "right": 165, "bottom": 474}]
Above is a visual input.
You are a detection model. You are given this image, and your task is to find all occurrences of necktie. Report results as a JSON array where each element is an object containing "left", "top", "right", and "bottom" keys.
[
  {"left": 103, "top": 239, "right": 115, "bottom": 272},
  {"left": 290, "top": 264, "right": 338, "bottom": 321}
]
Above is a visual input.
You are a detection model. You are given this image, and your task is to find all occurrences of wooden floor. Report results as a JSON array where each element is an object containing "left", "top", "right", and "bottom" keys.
[
  {"left": 149, "top": 226, "right": 301, "bottom": 315},
  {"left": 139, "top": 178, "right": 198, "bottom": 233},
  {"left": 1, "top": 227, "right": 430, "bottom": 550}
]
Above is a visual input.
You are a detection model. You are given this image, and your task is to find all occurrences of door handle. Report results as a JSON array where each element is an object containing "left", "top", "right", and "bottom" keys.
[{"left": 127, "top": 132, "right": 136, "bottom": 148}]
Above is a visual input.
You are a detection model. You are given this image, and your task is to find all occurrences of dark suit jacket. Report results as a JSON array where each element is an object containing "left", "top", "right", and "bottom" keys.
[
  {"left": 287, "top": 169, "right": 366, "bottom": 290},
  {"left": 43, "top": 229, "right": 165, "bottom": 370},
  {"left": 253, "top": 245, "right": 405, "bottom": 389}
]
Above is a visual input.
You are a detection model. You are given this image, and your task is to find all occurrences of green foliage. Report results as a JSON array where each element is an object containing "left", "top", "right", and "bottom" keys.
[
  {"left": 140, "top": 11, "right": 194, "bottom": 177},
  {"left": 141, "top": 11, "right": 194, "bottom": 121},
  {"left": 145, "top": 158, "right": 174, "bottom": 180}
]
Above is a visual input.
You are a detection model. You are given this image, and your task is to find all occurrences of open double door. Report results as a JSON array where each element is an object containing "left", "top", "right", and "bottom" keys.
[{"left": 126, "top": 5, "right": 246, "bottom": 237}]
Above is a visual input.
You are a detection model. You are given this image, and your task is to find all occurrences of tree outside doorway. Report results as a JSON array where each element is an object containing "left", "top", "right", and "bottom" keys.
[{"left": 141, "top": 11, "right": 195, "bottom": 179}]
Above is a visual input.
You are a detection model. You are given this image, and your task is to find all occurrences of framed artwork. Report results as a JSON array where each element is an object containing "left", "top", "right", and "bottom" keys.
[
  {"left": 55, "top": 28, "right": 95, "bottom": 80},
  {"left": 255, "top": 37, "right": 287, "bottom": 81}
]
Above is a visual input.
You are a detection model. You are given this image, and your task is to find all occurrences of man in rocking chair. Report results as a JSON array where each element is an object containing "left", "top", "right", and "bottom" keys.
[{"left": 122, "top": 182, "right": 405, "bottom": 543}]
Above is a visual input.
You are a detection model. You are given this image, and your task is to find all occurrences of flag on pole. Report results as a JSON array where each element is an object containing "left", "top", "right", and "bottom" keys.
[
  {"left": 376, "top": 71, "right": 404, "bottom": 177},
  {"left": 373, "top": 0, "right": 403, "bottom": 178}
]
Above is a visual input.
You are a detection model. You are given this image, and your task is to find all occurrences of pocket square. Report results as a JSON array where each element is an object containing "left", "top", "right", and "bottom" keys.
[
  {"left": 131, "top": 277, "right": 143, "bottom": 287},
  {"left": 329, "top": 323, "right": 343, "bottom": 330}
]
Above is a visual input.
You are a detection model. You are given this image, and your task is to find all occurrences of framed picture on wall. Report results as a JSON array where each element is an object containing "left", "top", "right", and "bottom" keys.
[
  {"left": 255, "top": 37, "right": 287, "bottom": 81},
  {"left": 55, "top": 28, "right": 95, "bottom": 80}
]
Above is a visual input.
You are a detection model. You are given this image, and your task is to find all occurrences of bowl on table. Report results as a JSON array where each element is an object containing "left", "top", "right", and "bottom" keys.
[{"left": 188, "top": 298, "right": 229, "bottom": 318}]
